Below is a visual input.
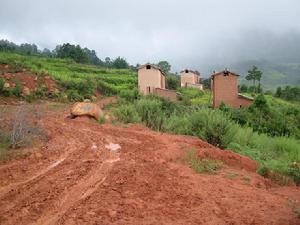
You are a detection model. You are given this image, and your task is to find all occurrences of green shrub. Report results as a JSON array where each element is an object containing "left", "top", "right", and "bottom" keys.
[
  {"left": 119, "top": 88, "right": 140, "bottom": 101},
  {"left": 98, "top": 116, "right": 106, "bottom": 124},
  {"left": 34, "top": 86, "right": 48, "bottom": 99},
  {"left": 0, "top": 78, "right": 4, "bottom": 92},
  {"left": 135, "top": 98, "right": 165, "bottom": 131},
  {"left": 184, "top": 149, "right": 223, "bottom": 174},
  {"left": 114, "top": 104, "right": 140, "bottom": 123},
  {"left": 164, "top": 114, "right": 192, "bottom": 135},
  {"left": 24, "top": 94, "right": 36, "bottom": 103},
  {"left": 12, "top": 82, "right": 22, "bottom": 97},
  {"left": 66, "top": 90, "right": 83, "bottom": 102},
  {"left": 2, "top": 88, "right": 13, "bottom": 97},
  {"left": 189, "top": 109, "right": 239, "bottom": 149}
]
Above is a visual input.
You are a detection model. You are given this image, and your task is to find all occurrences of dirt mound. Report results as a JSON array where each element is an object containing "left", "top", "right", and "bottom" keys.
[
  {"left": 0, "top": 103, "right": 299, "bottom": 225},
  {"left": 0, "top": 65, "right": 58, "bottom": 95},
  {"left": 197, "top": 148, "right": 258, "bottom": 172}
]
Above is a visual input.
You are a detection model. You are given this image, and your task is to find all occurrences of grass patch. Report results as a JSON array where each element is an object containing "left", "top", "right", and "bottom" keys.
[
  {"left": 98, "top": 116, "right": 106, "bottom": 124},
  {"left": 241, "top": 175, "right": 252, "bottom": 184},
  {"left": 112, "top": 95, "right": 300, "bottom": 184},
  {"left": 225, "top": 172, "right": 239, "bottom": 180},
  {"left": 184, "top": 149, "right": 223, "bottom": 174}
]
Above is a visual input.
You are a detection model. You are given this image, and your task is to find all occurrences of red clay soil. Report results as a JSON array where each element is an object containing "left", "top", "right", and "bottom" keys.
[
  {"left": 0, "top": 64, "right": 57, "bottom": 93},
  {"left": 0, "top": 105, "right": 299, "bottom": 225},
  {"left": 197, "top": 148, "right": 259, "bottom": 172}
]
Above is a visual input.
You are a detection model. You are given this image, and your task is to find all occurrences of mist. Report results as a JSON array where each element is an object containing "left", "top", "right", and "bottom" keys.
[{"left": 1, "top": 0, "right": 300, "bottom": 75}]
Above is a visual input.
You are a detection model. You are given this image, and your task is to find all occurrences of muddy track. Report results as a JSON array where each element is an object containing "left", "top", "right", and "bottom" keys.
[{"left": 0, "top": 109, "right": 300, "bottom": 225}]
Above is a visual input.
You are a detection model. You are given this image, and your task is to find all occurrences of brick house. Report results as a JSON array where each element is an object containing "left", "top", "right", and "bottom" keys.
[
  {"left": 211, "top": 69, "right": 253, "bottom": 108},
  {"left": 138, "top": 64, "right": 178, "bottom": 101},
  {"left": 180, "top": 69, "right": 203, "bottom": 90}
]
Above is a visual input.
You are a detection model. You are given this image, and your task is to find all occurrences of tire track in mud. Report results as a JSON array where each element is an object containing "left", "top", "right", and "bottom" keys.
[
  {"left": 36, "top": 151, "right": 121, "bottom": 225},
  {"left": 0, "top": 115, "right": 116, "bottom": 225},
  {"left": 1, "top": 106, "right": 300, "bottom": 225}
]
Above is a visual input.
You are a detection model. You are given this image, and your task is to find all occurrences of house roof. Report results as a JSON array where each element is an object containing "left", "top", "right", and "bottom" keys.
[
  {"left": 138, "top": 63, "right": 165, "bottom": 76},
  {"left": 211, "top": 69, "right": 240, "bottom": 78},
  {"left": 180, "top": 69, "right": 200, "bottom": 76},
  {"left": 238, "top": 94, "right": 254, "bottom": 101}
]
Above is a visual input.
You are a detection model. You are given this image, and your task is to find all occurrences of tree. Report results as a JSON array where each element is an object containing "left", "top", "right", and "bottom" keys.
[
  {"left": 157, "top": 61, "right": 171, "bottom": 74},
  {"left": 18, "top": 43, "right": 38, "bottom": 55},
  {"left": 251, "top": 94, "right": 269, "bottom": 113},
  {"left": 83, "top": 48, "right": 102, "bottom": 65},
  {"left": 55, "top": 43, "right": 88, "bottom": 63},
  {"left": 202, "top": 78, "right": 211, "bottom": 90},
  {"left": 0, "top": 39, "right": 17, "bottom": 52},
  {"left": 104, "top": 57, "right": 112, "bottom": 68},
  {"left": 239, "top": 84, "right": 248, "bottom": 93},
  {"left": 112, "top": 57, "right": 129, "bottom": 69},
  {"left": 166, "top": 75, "right": 180, "bottom": 90},
  {"left": 41, "top": 48, "right": 52, "bottom": 57},
  {"left": 246, "top": 66, "right": 263, "bottom": 93}
]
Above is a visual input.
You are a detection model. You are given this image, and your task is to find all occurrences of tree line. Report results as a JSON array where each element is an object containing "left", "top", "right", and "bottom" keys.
[{"left": 0, "top": 39, "right": 131, "bottom": 69}]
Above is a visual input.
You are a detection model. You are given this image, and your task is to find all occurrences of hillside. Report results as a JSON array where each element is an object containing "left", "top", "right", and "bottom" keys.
[
  {"left": 0, "top": 53, "right": 300, "bottom": 224},
  {"left": 230, "top": 60, "right": 300, "bottom": 90},
  {"left": 0, "top": 103, "right": 299, "bottom": 225},
  {"left": 0, "top": 52, "right": 137, "bottom": 100}
]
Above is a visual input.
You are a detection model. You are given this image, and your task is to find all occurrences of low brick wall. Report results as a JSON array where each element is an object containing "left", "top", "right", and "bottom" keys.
[
  {"left": 154, "top": 88, "right": 178, "bottom": 101},
  {"left": 186, "top": 83, "right": 203, "bottom": 90}
]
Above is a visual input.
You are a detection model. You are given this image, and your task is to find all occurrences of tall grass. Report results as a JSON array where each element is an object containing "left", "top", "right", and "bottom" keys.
[{"left": 113, "top": 96, "right": 300, "bottom": 184}]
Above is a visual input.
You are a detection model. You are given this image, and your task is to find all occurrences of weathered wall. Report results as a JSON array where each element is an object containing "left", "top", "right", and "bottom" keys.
[
  {"left": 236, "top": 96, "right": 253, "bottom": 108},
  {"left": 154, "top": 88, "right": 178, "bottom": 101},
  {"left": 180, "top": 72, "right": 199, "bottom": 87},
  {"left": 186, "top": 83, "right": 203, "bottom": 90},
  {"left": 212, "top": 72, "right": 253, "bottom": 108},
  {"left": 138, "top": 67, "right": 165, "bottom": 95}
]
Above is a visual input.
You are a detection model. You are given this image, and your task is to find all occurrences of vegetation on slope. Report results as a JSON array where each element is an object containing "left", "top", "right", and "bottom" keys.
[
  {"left": 113, "top": 93, "right": 300, "bottom": 185},
  {"left": 0, "top": 52, "right": 137, "bottom": 101}
]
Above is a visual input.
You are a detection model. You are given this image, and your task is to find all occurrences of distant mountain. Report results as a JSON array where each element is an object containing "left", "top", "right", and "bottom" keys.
[{"left": 229, "top": 60, "right": 300, "bottom": 90}]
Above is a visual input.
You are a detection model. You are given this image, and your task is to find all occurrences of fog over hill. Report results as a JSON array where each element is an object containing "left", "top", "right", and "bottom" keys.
[{"left": 0, "top": 0, "right": 299, "bottom": 86}]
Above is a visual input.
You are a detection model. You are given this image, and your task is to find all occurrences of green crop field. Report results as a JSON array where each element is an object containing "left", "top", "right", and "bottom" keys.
[{"left": 0, "top": 52, "right": 137, "bottom": 100}]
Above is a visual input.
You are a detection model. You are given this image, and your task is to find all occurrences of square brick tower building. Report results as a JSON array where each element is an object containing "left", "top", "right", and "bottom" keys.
[{"left": 211, "top": 69, "right": 253, "bottom": 108}]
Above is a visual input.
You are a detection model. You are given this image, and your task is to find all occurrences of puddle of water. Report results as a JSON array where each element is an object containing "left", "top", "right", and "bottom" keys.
[{"left": 105, "top": 143, "right": 121, "bottom": 151}]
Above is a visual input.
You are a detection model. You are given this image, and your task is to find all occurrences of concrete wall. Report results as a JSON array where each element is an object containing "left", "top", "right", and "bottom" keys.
[
  {"left": 138, "top": 66, "right": 165, "bottom": 95},
  {"left": 180, "top": 72, "right": 199, "bottom": 87},
  {"left": 154, "top": 88, "right": 178, "bottom": 101},
  {"left": 212, "top": 72, "right": 252, "bottom": 108}
]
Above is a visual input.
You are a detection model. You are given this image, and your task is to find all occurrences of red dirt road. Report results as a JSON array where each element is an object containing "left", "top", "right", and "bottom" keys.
[{"left": 0, "top": 109, "right": 299, "bottom": 225}]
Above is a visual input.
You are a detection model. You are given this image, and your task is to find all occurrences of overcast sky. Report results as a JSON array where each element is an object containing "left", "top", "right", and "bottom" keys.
[{"left": 1, "top": 0, "right": 300, "bottom": 74}]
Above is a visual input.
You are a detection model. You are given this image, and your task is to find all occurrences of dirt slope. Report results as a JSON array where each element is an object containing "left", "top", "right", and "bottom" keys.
[{"left": 0, "top": 107, "right": 299, "bottom": 225}]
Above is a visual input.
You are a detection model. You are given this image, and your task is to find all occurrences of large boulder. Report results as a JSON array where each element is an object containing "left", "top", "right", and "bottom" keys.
[{"left": 70, "top": 102, "right": 103, "bottom": 120}]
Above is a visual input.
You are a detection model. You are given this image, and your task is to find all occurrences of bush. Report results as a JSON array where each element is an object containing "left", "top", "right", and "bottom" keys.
[
  {"left": 34, "top": 86, "right": 48, "bottom": 99},
  {"left": 166, "top": 75, "right": 180, "bottom": 90},
  {"left": 135, "top": 98, "right": 165, "bottom": 131},
  {"left": 189, "top": 109, "right": 239, "bottom": 149},
  {"left": 66, "top": 90, "right": 83, "bottom": 102},
  {"left": 164, "top": 114, "right": 192, "bottom": 135},
  {"left": 114, "top": 104, "right": 140, "bottom": 123},
  {"left": 119, "top": 88, "right": 140, "bottom": 101},
  {"left": 12, "top": 82, "right": 22, "bottom": 97},
  {"left": 0, "top": 78, "right": 4, "bottom": 92},
  {"left": 184, "top": 149, "right": 223, "bottom": 174}
]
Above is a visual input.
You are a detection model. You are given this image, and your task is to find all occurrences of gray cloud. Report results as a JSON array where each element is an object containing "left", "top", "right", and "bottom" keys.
[{"left": 1, "top": 0, "right": 300, "bottom": 74}]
